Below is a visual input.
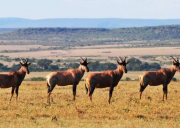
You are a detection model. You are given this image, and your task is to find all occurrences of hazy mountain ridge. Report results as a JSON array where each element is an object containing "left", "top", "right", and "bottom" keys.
[
  {"left": 1, "top": 25, "right": 180, "bottom": 47},
  {"left": 0, "top": 18, "right": 180, "bottom": 28}
]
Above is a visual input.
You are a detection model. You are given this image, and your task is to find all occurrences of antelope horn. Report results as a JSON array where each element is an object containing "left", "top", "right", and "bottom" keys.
[
  {"left": 174, "top": 57, "right": 179, "bottom": 63},
  {"left": 117, "top": 56, "right": 123, "bottom": 62},
  {"left": 80, "top": 57, "right": 84, "bottom": 61},
  {"left": 170, "top": 56, "right": 178, "bottom": 63},
  {"left": 25, "top": 58, "right": 28, "bottom": 63},
  {"left": 84, "top": 57, "right": 87, "bottom": 61},
  {"left": 123, "top": 56, "right": 127, "bottom": 62},
  {"left": 20, "top": 58, "right": 25, "bottom": 64}
]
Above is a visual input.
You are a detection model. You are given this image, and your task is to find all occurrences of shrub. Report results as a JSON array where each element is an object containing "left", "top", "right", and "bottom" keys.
[
  {"left": 30, "top": 77, "right": 46, "bottom": 81},
  {"left": 172, "top": 78, "right": 178, "bottom": 81},
  {"left": 125, "top": 77, "right": 131, "bottom": 81}
]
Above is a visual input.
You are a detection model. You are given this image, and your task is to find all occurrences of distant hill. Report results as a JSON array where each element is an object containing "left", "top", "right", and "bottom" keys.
[
  {"left": 0, "top": 18, "right": 180, "bottom": 28},
  {"left": 0, "top": 28, "right": 18, "bottom": 34},
  {"left": 1, "top": 25, "right": 180, "bottom": 47}
]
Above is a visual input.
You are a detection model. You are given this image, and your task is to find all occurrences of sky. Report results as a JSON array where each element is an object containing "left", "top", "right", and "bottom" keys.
[{"left": 0, "top": 0, "right": 180, "bottom": 19}]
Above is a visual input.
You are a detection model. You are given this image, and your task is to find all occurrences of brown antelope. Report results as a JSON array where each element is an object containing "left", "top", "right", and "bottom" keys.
[
  {"left": 139, "top": 56, "right": 180, "bottom": 101},
  {"left": 85, "top": 56, "right": 129, "bottom": 104},
  {"left": 46, "top": 57, "right": 91, "bottom": 103},
  {"left": 0, "top": 58, "right": 31, "bottom": 101}
]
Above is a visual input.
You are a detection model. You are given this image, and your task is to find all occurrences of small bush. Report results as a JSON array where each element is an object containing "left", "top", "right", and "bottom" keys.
[
  {"left": 125, "top": 77, "right": 131, "bottom": 81},
  {"left": 30, "top": 77, "right": 46, "bottom": 81},
  {"left": 172, "top": 78, "right": 177, "bottom": 81}
]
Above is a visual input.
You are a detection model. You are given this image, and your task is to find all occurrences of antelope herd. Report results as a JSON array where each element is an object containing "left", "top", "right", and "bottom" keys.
[{"left": 0, "top": 56, "right": 179, "bottom": 104}]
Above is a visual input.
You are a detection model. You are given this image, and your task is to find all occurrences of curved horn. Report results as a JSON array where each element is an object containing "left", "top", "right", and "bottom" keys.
[
  {"left": 173, "top": 57, "right": 179, "bottom": 63},
  {"left": 117, "top": 56, "right": 123, "bottom": 62},
  {"left": 170, "top": 56, "right": 178, "bottom": 63},
  {"left": 123, "top": 56, "right": 127, "bottom": 62},
  {"left": 80, "top": 57, "right": 84, "bottom": 62},
  {"left": 25, "top": 58, "right": 28, "bottom": 63},
  {"left": 20, "top": 58, "right": 25, "bottom": 64}
]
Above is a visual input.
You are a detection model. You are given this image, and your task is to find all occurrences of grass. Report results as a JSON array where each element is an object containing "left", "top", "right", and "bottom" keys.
[{"left": 0, "top": 81, "right": 180, "bottom": 127}]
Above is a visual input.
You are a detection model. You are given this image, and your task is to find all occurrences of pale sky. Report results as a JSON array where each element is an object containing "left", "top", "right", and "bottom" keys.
[{"left": 0, "top": 0, "right": 180, "bottom": 19}]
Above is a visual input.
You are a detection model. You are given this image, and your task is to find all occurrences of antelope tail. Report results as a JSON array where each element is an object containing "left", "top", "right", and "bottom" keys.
[
  {"left": 85, "top": 83, "right": 88, "bottom": 94},
  {"left": 46, "top": 76, "right": 51, "bottom": 92},
  {"left": 85, "top": 78, "right": 89, "bottom": 94},
  {"left": 139, "top": 75, "right": 144, "bottom": 86},
  {"left": 47, "top": 83, "right": 50, "bottom": 92}
]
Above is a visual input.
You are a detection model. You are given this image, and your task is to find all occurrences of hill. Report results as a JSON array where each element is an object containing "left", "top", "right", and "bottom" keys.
[
  {"left": 0, "top": 18, "right": 180, "bottom": 28},
  {"left": 0, "top": 25, "right": 180, "bottom": 47}
]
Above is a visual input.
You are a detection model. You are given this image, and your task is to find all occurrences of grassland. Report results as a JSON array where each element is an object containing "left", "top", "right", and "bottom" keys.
[
  {"left": 0, "top": 26, "right": 180, "bottom": 127},
  {"left": 0, "top": 81, "right": 180, "bottom": 128}
]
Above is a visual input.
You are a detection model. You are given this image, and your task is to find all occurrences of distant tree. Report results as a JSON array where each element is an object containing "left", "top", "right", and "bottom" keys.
[
  {"left": 37, "top": 59, "right": 53, "bottom": 70},
  {"left": 0, "top": 63, "right": 4, "bottom": 68},
  {"left": 11, "top": 64, "right": 21, "bottom": 71},
  {"left": 67, "top": 63, "right": 79, "bottom": 69},
  {"left": 149, "top": 63, "right": 161, "bottom": 71},
  {"left": 28, "top": 64, "right": 42, "bottom": 72},
  {"left": 127, "top": 58, "right": 142, "bottom": 71},
  {"left": 127, "top": 57, "right": 161, "bottom": 71},
  {"left": 56, "top": 59, "right": 61, "bottom": 62},
  {"left": 89, "top": 61, "right": 117, "bottom": 71},
  {"left": 48, "top": 65, "right": 59, "bottom": 71},
  {"left": 89, "top": 61, "right": 100, "bottom": 71}
]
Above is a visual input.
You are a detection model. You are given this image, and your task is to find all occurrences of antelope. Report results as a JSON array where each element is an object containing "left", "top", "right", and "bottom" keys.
[
  {"left": 85, "top": 56, "right": 129, "bottom": 104},
  {"left": 46, "top": 57, "right": 91, "bottom": 104},
  {"left": 139, "top": 56, "right": 180, "bottom": 101},
  {"left": 0, "top": 58, "right": 31, "bottom": 101}
]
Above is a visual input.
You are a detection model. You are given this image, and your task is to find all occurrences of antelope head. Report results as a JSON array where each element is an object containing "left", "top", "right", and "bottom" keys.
[
  {"left": 171, "top": 56, "right": 180, "bottom": 72},
  {"left": 79, "top": 57, "right": 91, "bottom": 72},
  {"left": 117, "top": 56, "right": 129, "bottom": 73},
  {"left": 20, "top": 58, "right": 31, "bottom": 74}
]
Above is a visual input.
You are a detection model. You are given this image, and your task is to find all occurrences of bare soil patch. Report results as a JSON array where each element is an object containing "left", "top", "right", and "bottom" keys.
[{"left": 1, "top": 47, "right": 180, "bottom": 59}]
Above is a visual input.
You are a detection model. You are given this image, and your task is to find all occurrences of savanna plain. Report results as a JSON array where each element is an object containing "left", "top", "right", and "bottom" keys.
[
  {"left": 0, "top": 80, "right": 180, "bottom": 128},
  {"left": 1, "top": 27, "right": 180, "bottom": 128}
]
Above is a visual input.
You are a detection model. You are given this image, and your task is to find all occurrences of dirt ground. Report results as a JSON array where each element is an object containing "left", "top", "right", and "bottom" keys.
[{"left": 1, "top": 46, "right": 180, "bottom": 59}]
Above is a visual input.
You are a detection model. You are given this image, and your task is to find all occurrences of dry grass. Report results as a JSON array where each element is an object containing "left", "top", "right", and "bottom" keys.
[{"left": 0, "top": 81, "right": 180, "bottom": 128}]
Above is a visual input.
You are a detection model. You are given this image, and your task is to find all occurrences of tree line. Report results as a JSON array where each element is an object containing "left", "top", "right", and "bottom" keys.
[{"left": 0, "top": 58, "right": 161, "bottom": 72}]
